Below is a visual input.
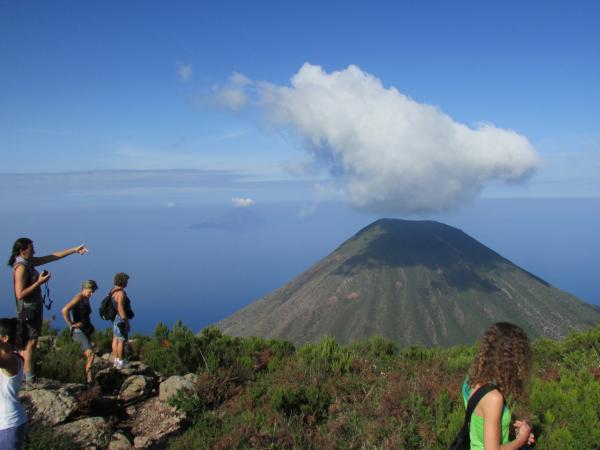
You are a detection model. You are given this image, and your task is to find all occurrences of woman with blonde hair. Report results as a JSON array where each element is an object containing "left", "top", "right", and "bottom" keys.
[
  {"left": 460, "top": 322, "right": 535, "bottom": 450},
  {"left": 61, "top": 280, "right": 98, "bottom": 384}
]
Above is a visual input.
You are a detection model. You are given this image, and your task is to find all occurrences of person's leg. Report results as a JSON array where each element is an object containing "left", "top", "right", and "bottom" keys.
[
  {"left": 84, "top": 349, "right": 94, "bottom": 383},
  {"left": 0, "top": 423, "right": 28, "bottom": 450},
  {"left": 116, "top": 339, "right": 124, "bottom": 360},
  {"left": 112, "top": 336, "right": 118, "bottom": 360},
  {"left": 19, "top": 337, "right": 38, "bottom": 380},
  {"left": 15, "top": 423, "right": 27, "bottom": 450}
]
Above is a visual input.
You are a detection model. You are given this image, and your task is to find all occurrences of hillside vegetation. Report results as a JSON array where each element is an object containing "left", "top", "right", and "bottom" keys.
[{"left": 34, "top": 322, "right": 600, "bottom": 449}]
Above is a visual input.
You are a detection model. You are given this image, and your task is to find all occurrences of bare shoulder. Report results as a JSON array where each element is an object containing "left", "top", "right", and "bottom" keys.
[{"left": 480, "top": 389, "right": 504, "bottom": 416}]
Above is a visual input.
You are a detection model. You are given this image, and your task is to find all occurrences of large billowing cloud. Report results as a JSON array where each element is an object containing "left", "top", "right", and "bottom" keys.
[{"left": 218, "top": 64, "right": 540, "bottom": 213}]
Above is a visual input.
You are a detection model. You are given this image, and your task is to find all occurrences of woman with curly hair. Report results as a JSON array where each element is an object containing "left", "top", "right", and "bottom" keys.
[{"left": 462, "top": 322, "right": 535, "bottom": 450}]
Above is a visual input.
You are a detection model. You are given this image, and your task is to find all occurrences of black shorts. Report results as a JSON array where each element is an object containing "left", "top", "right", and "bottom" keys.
[{"left": 18, "top": 305, "right": 43, "bottom": 340}]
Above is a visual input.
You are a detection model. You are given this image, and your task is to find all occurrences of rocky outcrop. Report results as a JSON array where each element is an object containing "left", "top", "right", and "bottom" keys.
[
  {"left": 158, "top": 374, "right": 197, "bottom": 403},
  {"left": 19, "top": 381, "right": 79, "bottom": 425},
  {"left": 126, "top": 397, "right": 187, "bottom": 448},
  {"left": 55, "top": 416, "right": 113, "bottom": 448},
  {"left": 20, "top": 355, "right": 193, "bottom": 449}
]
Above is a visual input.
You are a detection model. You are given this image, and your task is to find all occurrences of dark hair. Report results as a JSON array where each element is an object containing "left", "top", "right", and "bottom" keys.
[
  {"left": 0, "top": 318, "right": 19, "bottom": 346},
  {"left": 8, "top": 237, "right": 33, "bottom": 266},
  {"left": 468, "top": 322, "right": 533, "bottom": 402},
  {"left": 113, "top": 272, "right": 130, "bottom": 288}
]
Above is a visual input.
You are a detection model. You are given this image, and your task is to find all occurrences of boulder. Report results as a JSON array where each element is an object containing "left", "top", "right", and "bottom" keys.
[
  {"left": 96, "top": 367, "right": 127, "bottom": 395},
  {"left": 158, "top": 374, "right": 197, "bottom": 403},
  {"left": 55, "top": 416, "right": 112, "bottom": 448},
  {"left": 119, "top": 375, "right": 154, "bottom": 402},
  {"left": 127, "top": 397, "right": 186, "bottom": 448},
  {"left": 19, "top": 386, "right": 78, "bottom": 425},
  {"left": 108, "top": 432, "right": 133, "bottom": 450}
]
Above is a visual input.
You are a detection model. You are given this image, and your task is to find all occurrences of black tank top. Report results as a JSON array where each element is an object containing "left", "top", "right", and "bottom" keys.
[{"left": 71, "top": 298, "right": 94, "bottom": 336}]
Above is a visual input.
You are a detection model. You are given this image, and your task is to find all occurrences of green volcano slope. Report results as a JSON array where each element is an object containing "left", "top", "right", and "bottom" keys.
[{"left": 217, "top": 219, "right": 600, "bottom": 346}]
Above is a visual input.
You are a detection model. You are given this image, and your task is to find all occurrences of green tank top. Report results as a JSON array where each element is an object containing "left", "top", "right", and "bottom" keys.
[{"left": 462, "top": 380, "right": 511, "bottom": 449}]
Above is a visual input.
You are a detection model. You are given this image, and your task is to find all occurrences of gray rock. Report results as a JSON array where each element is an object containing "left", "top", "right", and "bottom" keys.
[
  {"left": 129, "top": 397, "right": 186, "bottom": 448},
  {"left": 119, "top": 375, "right": 154, "bottom": 402},
  {"left": 108, "top": 432, "right": 133, "bottom": 450},
  {"left": 55, "top": 416, "right": 112, "bottom": 448},
  {"left": 19, "top": 386, "right": 78, "bottom": 425},
  {"left": 158, "top": 374, "right": 197, "bottom": 403}
]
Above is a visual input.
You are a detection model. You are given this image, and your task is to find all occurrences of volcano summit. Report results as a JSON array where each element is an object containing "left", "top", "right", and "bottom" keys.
[{"left": 217, "top": 219, "right": 600, "bottom": 346}]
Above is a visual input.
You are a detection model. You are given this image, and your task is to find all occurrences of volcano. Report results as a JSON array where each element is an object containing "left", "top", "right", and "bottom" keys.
[{"left": 217, "top": 219, "right": 600, "bottom": 346}]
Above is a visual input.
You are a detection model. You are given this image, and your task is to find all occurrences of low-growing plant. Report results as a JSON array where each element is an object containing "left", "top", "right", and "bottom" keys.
[{"left": 270, "top": 385, "right": 332, "bottom": 423}]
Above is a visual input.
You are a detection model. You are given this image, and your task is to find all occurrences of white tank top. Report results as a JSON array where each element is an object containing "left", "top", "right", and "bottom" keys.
[{"left": 0, "top": 354, "right": 27, "bottom": 430}]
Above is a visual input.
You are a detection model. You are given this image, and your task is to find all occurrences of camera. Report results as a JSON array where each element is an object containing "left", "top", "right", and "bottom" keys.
[{"left": 41, "top": 270, "right": 49, "bottom": 277}]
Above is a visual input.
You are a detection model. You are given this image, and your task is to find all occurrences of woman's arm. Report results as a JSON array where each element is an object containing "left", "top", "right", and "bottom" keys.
[
  {"left": 61, "top": 293, "right": 83, "bottom": 328},
  {"left": 32, "top": 245, "right": 88, "bottom": 266},
  {"left": 14, "top": 265, "right": 49, "bottom": 300},
  {"left": 480, "top": 391, "right": 531, "bottom": 450}
]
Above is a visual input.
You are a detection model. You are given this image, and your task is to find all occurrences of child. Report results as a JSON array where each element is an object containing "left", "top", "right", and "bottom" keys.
[{"left": 0, "top": 318, "right": 28, "bottom": 450}]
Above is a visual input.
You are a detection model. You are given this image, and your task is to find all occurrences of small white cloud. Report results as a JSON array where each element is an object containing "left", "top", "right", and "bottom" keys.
[
  {"left": 230, "top": 71, "right": 251, "bottom": 86},
  {"left": 232, "top": 197, "right": 255, "bottom": 207},
  {"left": 298, "top": 203, "right": 318, "bottom": 218},
  {"left": 210, "top": 71, "right": 253, "bottom": 111},
  {"left": 166, "top": 201, "right": 176, "bottom": 208},
  {"left": 177, "top": 63, "right": 193, "bottom": 81}
]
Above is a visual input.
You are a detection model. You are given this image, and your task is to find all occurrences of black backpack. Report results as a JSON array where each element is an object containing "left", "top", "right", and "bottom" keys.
[
  {"left": 98, "top": 291, "right": 117, "bottom": 321},
  {"left": 449, "top": 384, "right": 500, "bottom": 450},
  {"left": 98, "top": 289, "right": 135, "bottom": 321}
]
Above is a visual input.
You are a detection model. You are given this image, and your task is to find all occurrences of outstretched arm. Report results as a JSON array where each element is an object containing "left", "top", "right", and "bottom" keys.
[{"left": 32, "top": 245, "right": 88, "bottom": 266}]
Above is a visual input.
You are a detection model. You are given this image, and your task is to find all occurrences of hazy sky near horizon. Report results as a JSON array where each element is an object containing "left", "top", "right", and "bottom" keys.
[{"left": 1, "top": 2, "right": 599, "bottom": 331}]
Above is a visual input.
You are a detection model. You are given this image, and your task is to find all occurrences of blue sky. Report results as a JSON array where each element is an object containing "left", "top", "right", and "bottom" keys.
[
  {"left": 1, "top": 1, "right": 599, "bottom": 330},
  {"left": 1, "top": 1, "right": 599, "bottom": 201}
]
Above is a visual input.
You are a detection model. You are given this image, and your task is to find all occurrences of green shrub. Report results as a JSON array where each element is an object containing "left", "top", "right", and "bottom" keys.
[
  {"left": 25, "top": 424, "right": 80, "bottom": 450},
  {"left": 37, "top": 331, "right": 86, "bottom": 383},
  {"left": 298, "top": 336, "right": 353, "bottom": 375},
  {"left": 270, "top": 385, "right": 331, "bottom": 422}
]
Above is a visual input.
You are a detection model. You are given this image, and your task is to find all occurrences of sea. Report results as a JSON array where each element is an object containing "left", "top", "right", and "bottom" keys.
[{"left": 1, "top": 198, "right": 599, "bottom": 335}]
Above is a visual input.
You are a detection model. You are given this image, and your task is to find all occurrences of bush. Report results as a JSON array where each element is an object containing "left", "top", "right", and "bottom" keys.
[
  {"left": 270, "top": 385, "right": 331, "bottom": 423},
  {"left": 37, "top": 329, "right": 86, "bottom": 383},
  {"left": 298, "top": 336, "right": 353, "bottom": 376},
  {"left": 25, "top": 424, "right": 80, "bottom": 450}
]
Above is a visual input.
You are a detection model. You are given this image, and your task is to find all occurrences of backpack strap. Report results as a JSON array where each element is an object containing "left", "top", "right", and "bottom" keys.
[{"left": 463, "top": 383, "right": 500, "bottom": 429}]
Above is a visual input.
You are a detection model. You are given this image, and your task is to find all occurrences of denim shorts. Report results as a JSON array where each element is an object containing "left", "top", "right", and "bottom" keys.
[
  {"left": 72, "top": 328, "right": 92, "bottom": 352},
  {"left": 113, "top": 317, "right": 128, "bottom": 341},
  {"left": 0, "top": 422, "right": 27, "bottom": 450}
]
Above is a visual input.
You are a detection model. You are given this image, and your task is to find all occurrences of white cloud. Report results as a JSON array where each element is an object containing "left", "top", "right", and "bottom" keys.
[
  {"left": 232, "top": 197, "right": 255, "bottom": 207},
  {"left": 225, "top": 63, "right": 540, "bottom": 213},
  {"left": 298, "top": 203, "right": 318, "bottom": 218},
  {"left": 177, "top": 63, "right": 193, "bottom": 81},
  {"left": 211, "top": 72, "right": 251, "bottom": 111}
]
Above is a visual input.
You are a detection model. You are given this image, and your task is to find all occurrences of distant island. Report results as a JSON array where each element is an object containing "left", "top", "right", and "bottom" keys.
[{"left": 217, "top": 218, "right": 600, "bottom": 346}]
